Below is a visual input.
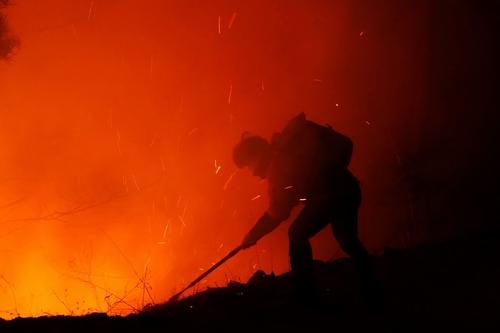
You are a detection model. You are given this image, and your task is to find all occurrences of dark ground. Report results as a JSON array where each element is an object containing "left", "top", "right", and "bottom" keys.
[{"left": 1, "top": 229, "right": 499, "bottom": 333}]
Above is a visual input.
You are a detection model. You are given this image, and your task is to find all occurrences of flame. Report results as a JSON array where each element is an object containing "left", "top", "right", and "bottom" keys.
[{"left": 0, "top": 0, "right": 429, "bottom": 319}]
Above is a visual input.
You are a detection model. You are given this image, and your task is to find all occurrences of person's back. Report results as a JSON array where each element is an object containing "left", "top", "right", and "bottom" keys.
[{"left": 266, "top": 113, "right": 359, "bottom": 215}]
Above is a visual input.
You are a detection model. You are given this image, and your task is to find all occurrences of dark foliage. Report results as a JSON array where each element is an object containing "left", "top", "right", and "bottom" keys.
[{"left": 0, "top": 0, "right": 18, "bottom": 59}]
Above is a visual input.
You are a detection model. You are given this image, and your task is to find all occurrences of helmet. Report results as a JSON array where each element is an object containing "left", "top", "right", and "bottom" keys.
[{"left": 233, "top": 132, "right": 269, "bottom": 168}]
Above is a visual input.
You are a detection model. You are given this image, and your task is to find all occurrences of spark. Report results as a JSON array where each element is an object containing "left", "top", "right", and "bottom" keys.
[
  {"left": 365, "top": 120, "right": 371, "bottom": 126},
  {"left": 87, "top": 1, "right": 94, "bottom": 21},
  {"left": 162, "top": 221, "right": 170, "bottom": 238},
  {"left": 252, "top": 264, "right": 258, "bottom": 270},
  {"left": 218, "top": 16, "right": 221, "bottom": 34},
  {"left": 228, "top": 12, "right": 237, "bottom": 29},
  {"left": 156, "top": 241, "right": 166, "bottom": 245},
  {"left": 284, "top": 185, "right": 294, "bottom": 190},
  {"left": 335, "top": 103, "right": 340, "bottom": 108},
  {"left": 228, "top": 82, "right": 233, "bottom": 104},
  {"left": 179, "top": 215, "right": 186, "bottom": 227},
  {"left": 219, "top": 243, "right": 224, "bottom": 249},
  {"left": 132, "top": 174, "right": 141, "bottom": 191},
  {"left": 214, "top": 160, "right": 222, "bottom": 174},
  {"left": 251, "top": 195, "right": 262, "bottom": 201},
  {"left": 299, "top": 198, "right": 307, "bottom": 202},
  {"left": 123, "top": 175, "right": 129, "bottom": 193},
  {"left": 313, "top": 78, "right": 323, "bottom": 83},
  {"left": 359, "top": 31, "right": 364, "bottom": 37},
  {"left": 223, "top": 171, "right": 237, "bottom": 190}
]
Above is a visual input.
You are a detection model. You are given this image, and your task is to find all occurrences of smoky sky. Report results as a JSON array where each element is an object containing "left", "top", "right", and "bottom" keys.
[
  {"left": 0, "top": 0, "right": 17, "bottom": 59},
  {"left": 0, "top": 0, "right": 498, "bottom": 318}
]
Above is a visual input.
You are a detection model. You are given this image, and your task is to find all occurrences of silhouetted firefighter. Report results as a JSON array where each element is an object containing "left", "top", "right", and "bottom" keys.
[{"left": 234, "top": 113, "right": 380, "bottom": 303}]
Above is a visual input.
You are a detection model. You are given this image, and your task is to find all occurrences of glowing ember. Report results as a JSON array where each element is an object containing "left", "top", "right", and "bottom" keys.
[
  {"left": 228, "top": 12, "right": 237, "bottom": 29},
  {"left": 223, "top": 171, "right": 236, "bottom": 190},
  {"left": 87, "top": 1, "right": 94, "bottom": 21},
  {"left": 228, "top": 82, "right": 233, "bottom": 104}
]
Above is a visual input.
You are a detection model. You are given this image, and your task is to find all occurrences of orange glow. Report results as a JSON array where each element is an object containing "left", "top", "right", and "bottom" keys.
[{"left": 0, "top": 0, "right": 429, "bottom": 319}]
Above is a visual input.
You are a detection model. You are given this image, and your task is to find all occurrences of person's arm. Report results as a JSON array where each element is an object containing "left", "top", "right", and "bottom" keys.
[
  {"left": 241, "top": 212, "right": 283, "bottom": 249},
  {"left": 241, "top": 181, "right": 297, "bottom": 249}
]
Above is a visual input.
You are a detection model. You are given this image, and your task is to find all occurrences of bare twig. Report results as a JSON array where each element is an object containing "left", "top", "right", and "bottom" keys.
[
  {"left": 0, "top": 197, "right": 28, "bottom": 210},
  {"left": 62, "top": 273, "right": 140, "bottom": 313},
  {"left": 51, "top": 289, "right": 73, "bottom": 315},
  {"left": 0, "top": 274, "right": 19, "bottom": 317}
]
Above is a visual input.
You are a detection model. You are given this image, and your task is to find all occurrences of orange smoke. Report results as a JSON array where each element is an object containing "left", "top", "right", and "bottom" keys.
[{"left": 0, "top": 0, "right": 429, "bottom": 318}]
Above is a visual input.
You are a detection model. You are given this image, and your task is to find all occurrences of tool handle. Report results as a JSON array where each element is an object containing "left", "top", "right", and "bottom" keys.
[{"left": 169, "top": 245, "right": 242, "bottom": 302}]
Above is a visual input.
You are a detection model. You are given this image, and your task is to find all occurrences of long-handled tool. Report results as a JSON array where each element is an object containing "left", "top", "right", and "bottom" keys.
[{"left": 168, "top": 245, "right": 243, "bottom": 303}]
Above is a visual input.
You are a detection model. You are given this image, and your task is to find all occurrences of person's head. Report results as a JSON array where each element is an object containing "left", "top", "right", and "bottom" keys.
[{"left": 233, "top": 132, "right": 272, "bottom": 179}]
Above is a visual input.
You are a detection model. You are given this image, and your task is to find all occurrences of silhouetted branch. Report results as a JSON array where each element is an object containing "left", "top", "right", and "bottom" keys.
[
  {"left": 51, "top": 289, "right": 73, "bottom": 315},
  {"left": 0, "top": 0, "right": 18, "bottom": 59},
  {"left": 62, "top": 273, "right": 140, "bottom": 313},
  {"left": 0, "top": 273, "right": 19, "bottom": 317},
  {"left": 101, "top": 230, "right": 155, "bottom": 305},
  {"left": 0, "top": 197, "right": 28, "bottom": 211}
]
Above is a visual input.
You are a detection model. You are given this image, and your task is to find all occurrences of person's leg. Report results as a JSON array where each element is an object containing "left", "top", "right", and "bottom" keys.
[
  {"left": 331, "top": 214, "right": 373, "bottom": 284},
  {"left": 288, "top": 202, "right": 331, "bottom": 298},
  {"left": 330, "top": 187, "right": 382, "bottom": 305}
]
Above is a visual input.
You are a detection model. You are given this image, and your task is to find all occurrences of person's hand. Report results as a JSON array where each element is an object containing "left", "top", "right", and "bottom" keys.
[{"left": 241, "top": 232, "right": 258, "bottom": 249}]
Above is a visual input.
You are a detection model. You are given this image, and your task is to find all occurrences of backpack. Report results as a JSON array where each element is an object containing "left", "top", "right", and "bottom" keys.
[{"left": 271, "top": 113, "right": 353, "bottom": 172}]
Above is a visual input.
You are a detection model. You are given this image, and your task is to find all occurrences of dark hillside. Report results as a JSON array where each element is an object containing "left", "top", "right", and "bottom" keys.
[{"left": 2, "top": 229, "right": 499, "bottom": 332}]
